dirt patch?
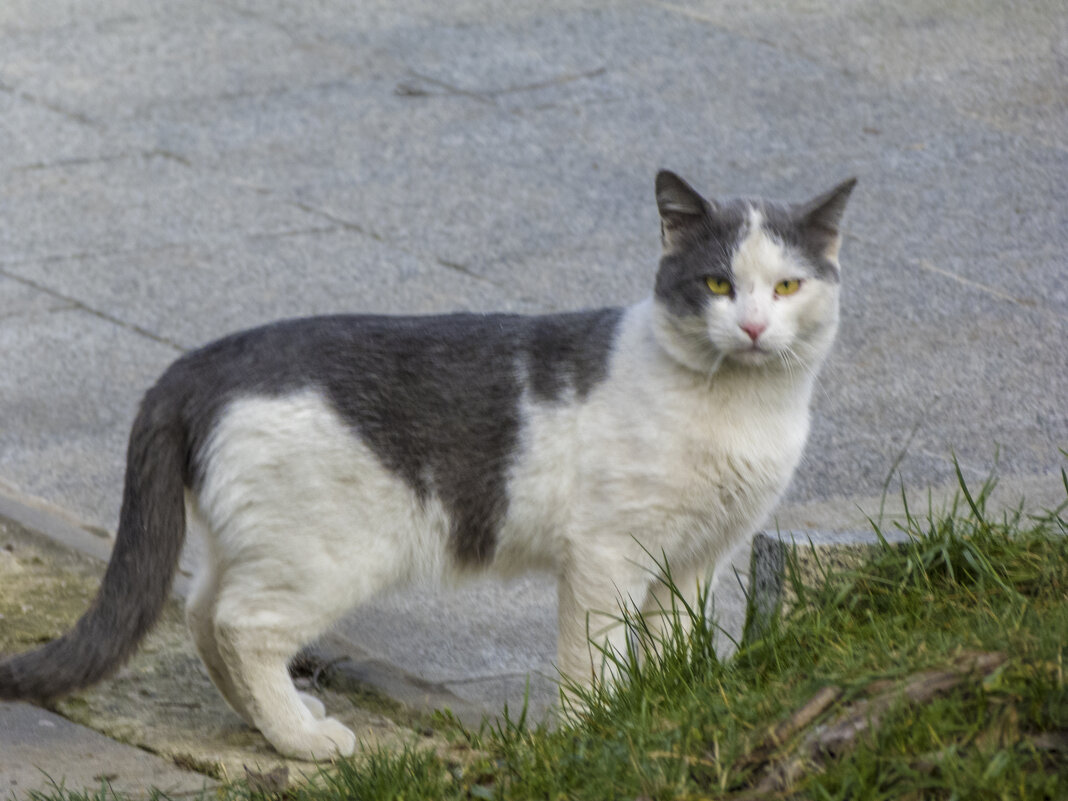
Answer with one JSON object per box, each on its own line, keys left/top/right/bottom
{"left": 0, "top": 520, "right": 103, "bottom": 653}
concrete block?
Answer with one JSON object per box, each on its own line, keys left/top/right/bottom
{"left": 0, "top": 702, "right": 214, "bottom": 800}
{"left": 741, "top": 528, "right": 914, "bottom": 640}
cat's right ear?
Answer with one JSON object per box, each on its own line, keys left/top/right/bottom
{"left": 656, "top": 170, "right": 709, "bottom": 251}
{"left": 795, "top": 177, "right": 857, "bottom": 263}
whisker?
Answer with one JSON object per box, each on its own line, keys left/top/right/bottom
{"left": 778, "top": 345, "right": 811, "bottom": 381}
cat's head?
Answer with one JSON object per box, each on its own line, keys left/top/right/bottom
{"left": 651, "top": 171, "right": 856, "bottom": 376}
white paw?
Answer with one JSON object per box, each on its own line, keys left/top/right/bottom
{"left": 273, "top": 717, "right": 357, "bottom": 761}
{"left": 297, "top": 691, "right": 327, "bottom": 719}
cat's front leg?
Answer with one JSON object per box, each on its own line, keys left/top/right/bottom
{"left": 555, "top": 558, "right": 650, "bottom": 689}
{"left": 639, "top": 560, "right": 711, "bottom": 654}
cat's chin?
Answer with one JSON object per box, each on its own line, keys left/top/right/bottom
{"left": 725, "top": 347, "right": 778, "bottom": 368}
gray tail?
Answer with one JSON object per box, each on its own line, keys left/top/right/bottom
{"left": 0, "top": 387, "right": 187, "bottom": 701}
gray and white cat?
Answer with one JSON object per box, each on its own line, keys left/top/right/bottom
{"left": 0, "top": 171, "right": 855, "bottom": 760}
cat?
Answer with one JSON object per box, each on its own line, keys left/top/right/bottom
{"left": 0, "top": 170, "right": 855, "bottom": 761}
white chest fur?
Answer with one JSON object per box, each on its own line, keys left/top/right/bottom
{"left": 498, "top": 300, "right": 814, "bottom": 575}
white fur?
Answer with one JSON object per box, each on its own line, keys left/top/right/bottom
{"left": 504, "top": 296, "right": 822, "bottom": 679}
{"left": 704, "top": 210, "right": 839, "bottom": 372}
{"left": 188, "top": 393, "right": 452, "bottom": 760}
{"left": 185, "top": 222, "right": 839, "bottom": 759}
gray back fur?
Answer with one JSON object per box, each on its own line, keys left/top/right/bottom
{"left": 165, "top": 308, "right": 623, "bottom": 566}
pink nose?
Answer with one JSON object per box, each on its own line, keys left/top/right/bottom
{"left": 740, "top": 321, "right": 766, "bottom": 342}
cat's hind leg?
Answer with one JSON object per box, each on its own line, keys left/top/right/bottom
{"left": 296, "top": 691, "right": 327, "bottom": 719}
{"left": 186, "top": 563, "right": 255, "bottom": 725}
{"left": 194, "top": 390, "right": 434, "bottom": 758}
{"left": 187, "top": 565, "right": 328, "bottom": 725}
{"left": 212, "top": 587, "right": 357, "bottom": 761}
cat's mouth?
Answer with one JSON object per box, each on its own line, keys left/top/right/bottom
{"left": 729, "top": 344, "right": 775, "bottom": 366}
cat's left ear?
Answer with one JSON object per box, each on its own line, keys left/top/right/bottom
{"left": 656, "top": 170, "right": 711, "bottom": 251}
{"left": 794, "top": 177, "right": 857, "bottom": 263}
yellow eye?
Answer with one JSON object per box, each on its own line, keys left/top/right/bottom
{"left": 775, "top": 279, "right": 801, "bottom": 296}
{"left": 706, "top": 277, "right": 732, "bottom": 296}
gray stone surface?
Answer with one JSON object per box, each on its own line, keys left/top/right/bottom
{"left": 0, "top": 702, "right": 212, "bottom": 799}
{"left": 0, "top": 0, "right": 1064, "bottom": 778}
{"left": 346, "top": 574, "right": 561, "bottom": 721}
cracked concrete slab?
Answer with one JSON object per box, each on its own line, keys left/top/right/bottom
{"left": 0, "top": 702, "right": 214, "bottom": 800}
{"left": 0, "top": 275, "right": 74, "bottom": 320}
{"left": 0, "top": 6, "right": 367, "bottom": 123}
{"left": 1, "top": 153, "right": 326, "bottom": 266}
{"left": 0, "top": 307, "right": 178, "bottom": 531}
{"left": 656, "top": 0, "right": 1068, "bottom": 147}
{"left": 0, "top": 83, "right": 111, "bottom": 170}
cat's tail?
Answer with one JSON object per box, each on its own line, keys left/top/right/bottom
{"left": 0, "top": 384, "right": 187, "bottom": 701}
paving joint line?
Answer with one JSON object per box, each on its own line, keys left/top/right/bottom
{"left": 645, "top": 0, "right": 838, "bottom": 75}
{"left": 0, "top": 79, "right": 98, "bottom": 128}
{"left": 0, "top": 302, "right": 79, "bottom": 322}
{"left": 398, "top": 65, "right": 608, "bottom": 104}
{"left": 0, "top": 267, "right": 187, "bottom": 353}
{"left": 434, "top": 258, "right": 509, "bottom": 289}
{"left": 268, "top": 190, "right": 508, "bottom": 288}
{"left": 915, "top": 258, "right": 1038, "bottom": 307}
{"left": 10, "top": 148, "right": 192, "bottom": 173}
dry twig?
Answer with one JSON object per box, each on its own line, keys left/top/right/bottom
{"left": 734, "top": 651, "right": 1007, "bottom": 797}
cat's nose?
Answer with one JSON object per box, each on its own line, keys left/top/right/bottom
{"left": 740, "top": 321, "right": 766, "bottom": 342}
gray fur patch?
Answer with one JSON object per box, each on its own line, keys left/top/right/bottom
{"left": 654, "top": 199, "right": 749, "bottom": 316}
{"left": 524, "top": 308, "right": 623, "bottom": 402}
{"left": 161, "top": 310, "right": 622, "bottom": 567}
{"left": 758, "top": 200, "right": 842, "bottom": 282}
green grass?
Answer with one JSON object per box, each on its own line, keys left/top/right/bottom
{"left": 36, "top": 466, "right": 1068, "bottom": 801}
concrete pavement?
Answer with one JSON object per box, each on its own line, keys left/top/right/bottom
{"left": 0, "top": 702, "right": 212, "bottom": 799}
{"left": 1, "top": 0, "right": 1065, "bottom": 794}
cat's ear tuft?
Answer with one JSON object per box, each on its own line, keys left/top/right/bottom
{"left": 656, "top": 170, "right": 709, "bottom": 250}
{"left": 795, "top": 177, "right": 857, "bottom": 261}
